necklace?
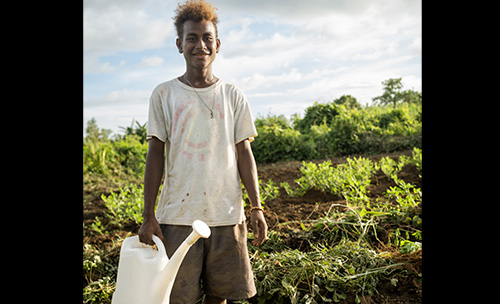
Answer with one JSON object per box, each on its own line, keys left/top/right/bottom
{"left": 183, "top": 75, "right": 216, "bottom": 119}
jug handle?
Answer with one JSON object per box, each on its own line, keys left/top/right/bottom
{"left": 152, "top": 234, "right": 167, "bottom": 258}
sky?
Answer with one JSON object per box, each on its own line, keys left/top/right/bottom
{"left": 84, "top": 0, "right": 421, "bottom": 137}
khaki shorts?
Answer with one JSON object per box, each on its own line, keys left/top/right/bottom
{"left": 160, "top": 222, "right": 257, "bottom": 303}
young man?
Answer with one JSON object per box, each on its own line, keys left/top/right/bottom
{"left": 138, "top": 1, "right": 268, "bottom": 303}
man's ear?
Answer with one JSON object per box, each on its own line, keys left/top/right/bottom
{"left": 176, "top": 38, "right": 183, "bottom": 53}
{"left": 216, "top": 38, "right": 221, "bottom": 53}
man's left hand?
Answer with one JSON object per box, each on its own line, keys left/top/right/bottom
{"left": 251, "top": 210, "right": 268, "bottom": 246}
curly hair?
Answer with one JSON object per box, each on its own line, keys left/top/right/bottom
{"left": 173, "top": 0, "right": 219, "bottom": 39}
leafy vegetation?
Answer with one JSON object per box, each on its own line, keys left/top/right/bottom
{"left": 248, "top": 241, "right": 404, "bottom": 304}
{"left": 83, "top": 78, "right": 422, "bottom": 303}
{"left": 242, "top": 178, "right": 280, "bottom": 209}
{"left": 101, "top": 183, "right": 160, "bottom": 229}
{"left": 84, "top": 149, "right": 422, "bottom": 303}
{"left": 372, "top": 78, "right": 422, "bottom": 108}
{"left": 83, "top": 120, "right": 147, "bottom": 201}
{"left": 252, "top": 101, "right": 421, "bottom": 163}
{"left": 280, "top": 156, "right": 378, "bottom": 204}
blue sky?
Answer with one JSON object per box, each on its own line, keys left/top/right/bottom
{"left": 84, "top": 0, "right": 421, "bottom": 136}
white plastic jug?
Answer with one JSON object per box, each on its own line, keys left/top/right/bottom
{"left": 111, "top": 220, "right": 211, "bottom": 304}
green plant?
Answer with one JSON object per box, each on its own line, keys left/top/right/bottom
{"left": 252, "top": 123, "right": 316, "bottom": 163}
{"left": 118, "top": 119, "right": 148, "bottom": 143}
{"left": 83, "top": 276, "right": 115, "bottom": 303}
{"left": 89, "top": 216, "right": 106, "bottom": 235}
{"left": 250, "top": 241, "right": 404, "bottom": 304}
{"left": 83, "top": 243, "right": 119, "bottom": 286}
{"left": 293, "top": 101, "right": 340, "bottom": 134}
{"left": 101, "top": 183, "right": 160, "bottom": 228}
{"left": 281, "top": 161, "right": 334, "bottom": 197}
{"left": 85, "top": 117, "right": 113, "bottom": 142}
{"left": 281, "top": 157, "right": 376, "bottom": 205}
{"left": 84, "top": 119, "right": 148, "bottom": 196}
{"left": 260, "top": 179, "right": 280, "bottom": 205}
{"left": 248, "top": 101, "right": 421, "bottom": 163}
{"left": 242, "top": 178, "right": 280, "bottom": 208}
{"left": 372, "top": 78, "right": 404, "bottom": 108}
{"left": 83, "top": 106, "right": 423, "bottom": 303}
{"left": 83, "top": 244, "right": 102, "bottom": 284}
{"left": 390, "top": 229, "right": 422, "bottom": 254}
{"left": 385, "top": 179, "right": 421, "bottom": 210}
{"left": 411, "top": 147, "right": 422, "bottom": 173}
{"left": 379, "top": 155, "right": 413, "bottom": 181}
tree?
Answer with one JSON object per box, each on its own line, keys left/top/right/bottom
{"left": 255, "top": 113, "right": 291, "bottom": 130}
{"left": 85, "top": 118, "right": 112, "bottom": 142}
{"left": 119, "top": 119, "right": 148, "bottom": 143}
{"left": 293, "top": 101, "right": 339, "bottom": 134}
{"left": 400, "top": 89, "right": 422, "bottom": 104}
{"left": 333, "top": 95, "right": 361, "bottom": 109}
{"left": 372, "top": 78, "right": 404, "bottom": 108}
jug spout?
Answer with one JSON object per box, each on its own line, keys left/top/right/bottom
{"left": 153, "top": 220, "right": 211, "bottom": 303}
{"left": 185, "top": 220, "right": 211, "bottom": 245}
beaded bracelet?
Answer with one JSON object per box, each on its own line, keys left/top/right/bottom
{"left": 250, "top": 206, "right": 264, "bottom": 212}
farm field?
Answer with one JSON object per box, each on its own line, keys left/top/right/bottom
{"left": 84, "top": 84, "right": 422, "bottom": 303}
{"left": 83, "top": 149, "right": 422, "bottom": 304}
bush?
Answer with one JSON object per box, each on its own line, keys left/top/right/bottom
{"left": 84, "top": 124, "right": 148, "bottom": 194}
{"left": 252, "top": 124, "right": 316, "bottom": 163}
{"left": 252, "top": 102, "right": 422, "bottom": 163}
{"left": 293, "top": 101, "right": 339, "bottom": 134}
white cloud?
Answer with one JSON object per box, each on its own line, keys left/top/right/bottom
{"left": 83, "top": 1, "right": 174, "bottom": 57}
{"left": 139, "top": 55, "right": 165, "bottom": 67}
{"left": 84, "top": 0, "right": 421, "bottom": 134}
{"left": 212, "top": 0, "right": 372, "bottom": 19}
{"left": 85, "top": 88, "right": 151, "bottom": 107}
{"left": 84, "top": 88, "right": 151, "bottom": 136}
{"left": 84, "top": 56, "right": 127, "bottom": 74}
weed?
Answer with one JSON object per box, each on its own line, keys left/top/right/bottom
{"left": 89, "top": 216, "right": 106, "bottom": 235}
{"left": 242, "top": 178, "right": 280, "bottom": 208}
{"left": 101, "top": 183, "right": 161, "bottom": 228}
{"left": 250, "top": 240, "right": 404, "bottom": 304}
{"left": 83, "top": 276, "right": 115, "bottom": 303}
{"left": 390, "top": 229, "right": 422, "bottom": 254}
{"left": 281, "top": 157, "right": 376, "bottom": 205}
{"left": 83, "top": 114, "right": 422, "bottom": 303}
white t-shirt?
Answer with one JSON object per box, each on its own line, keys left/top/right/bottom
{"left": 146, "top": 78, "right": 258, "bottom": 226}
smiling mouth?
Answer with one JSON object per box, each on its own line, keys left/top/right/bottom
{"left": 194, "top": 53, "right": 209, "bottom": 58}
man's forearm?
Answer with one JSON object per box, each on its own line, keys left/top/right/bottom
{"left": 143, "top": 137, "right": 165, "bottom": 219}
{"left": 236, "top": 139, "right": 260, "bottom": 207}
{"left": 237, "top": 139, "right": 268, "bottom": 247}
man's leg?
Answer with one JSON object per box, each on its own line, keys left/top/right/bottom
{"left": 203, "top": 295, "right": 226, "bottom": 304}
{"left": 202, "top": 223, "right": 257, "bottom": 301}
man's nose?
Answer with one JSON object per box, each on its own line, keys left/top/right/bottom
{"left": 195, "top": 38, "right": 206, "bottom": 50}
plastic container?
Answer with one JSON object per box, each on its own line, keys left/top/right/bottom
{"left": 111, "top": 220, "right": 211, "bottom": 304}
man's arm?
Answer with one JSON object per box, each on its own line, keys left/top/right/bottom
{"left": 138, "top": 136, "right": 165, "bottom": 245}
{"left": 236, "top": 139, "right": 268, "bottom": 246}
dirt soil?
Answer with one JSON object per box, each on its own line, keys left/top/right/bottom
{"left": 246, "top": 150, "right": 422, "bottom": 304}
{"left": 252, "top": 150, "right": 421, "bottom": 231}
{"left": 83, "top": 149, "right": 422, "bottom": 303}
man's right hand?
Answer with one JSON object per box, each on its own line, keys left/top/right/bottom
{"left": 138, "top": 216, "right": 164, "bottom": 245}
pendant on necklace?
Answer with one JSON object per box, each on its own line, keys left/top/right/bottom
{"left": 210, "top": 111, "right": 214, "bottom": 119}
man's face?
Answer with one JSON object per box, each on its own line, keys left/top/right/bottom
{"left": 176, "top": 20, "right": 221, "bottom": 71}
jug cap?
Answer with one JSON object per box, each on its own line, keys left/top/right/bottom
{"left": 192, "top": 220, "right": 211, "bottom": 238}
